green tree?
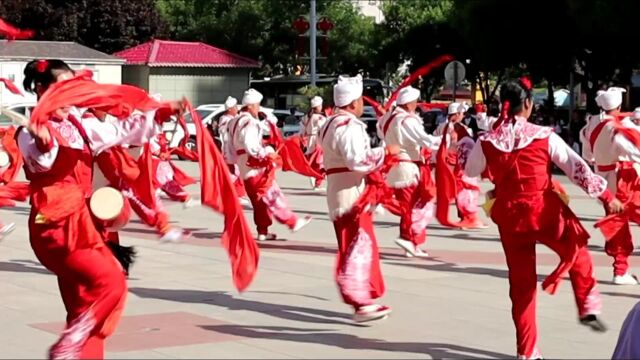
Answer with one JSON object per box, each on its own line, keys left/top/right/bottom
{"left": 0, "top": 0, "right": 167, "bottom": 54}
{"left": 376, "top": 0, "right": 456, "bottom": 98}
{"left": 157, "top": 0, "right": 378, "bottom": 77}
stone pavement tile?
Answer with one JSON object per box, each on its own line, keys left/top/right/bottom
{"left": 32, "top": 311, "right": 241, "bottom": 352}
{"left": 154, "top": 341, "right": 299, "bottom": 359}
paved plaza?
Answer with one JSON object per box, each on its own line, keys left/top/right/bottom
{"left": 0, "top": 161, "right": 638, "bottom": 359}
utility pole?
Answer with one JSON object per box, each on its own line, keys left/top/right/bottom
{"left": 309, "top": 0, "right": 317, "bottom": 86}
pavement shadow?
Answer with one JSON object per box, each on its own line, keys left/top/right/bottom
{"left": 431, "top": 232, "right": 502, "bottom": 243}
{"left": 201, "top": 324, "right": 511, "bottom": 359}
{"left": 0, "top": 259, "right": 51, "bottom": 275}
{"left": 389, "top": 260, "right": 546, "bottom": 282}
{"left": 129, "top": 287, "right": 353, "bottom": 325}
{"left": 257, "top": 241, "right": 410, "bottom": 260}
{"left": 601, "top": 291, "right": 640, "bottom": 299}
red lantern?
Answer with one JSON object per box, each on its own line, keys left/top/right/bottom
{"left": 293, "top": 16, "right": 310, "bottom": 34}
{"left": 317, "top": 17, "right": 334, "bottom": 33}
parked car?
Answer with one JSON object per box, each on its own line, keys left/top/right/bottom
{"left": 273, "top": 109, "right": 304, "bottom": 138}
{"left": 0, "top": 102, "right": 36, "bottom": 127}
{"left": 361, "top": 105, "right": 381, "bottom": 147}
{"left": 162, "top": 104, "right": 276, "bottom": 160}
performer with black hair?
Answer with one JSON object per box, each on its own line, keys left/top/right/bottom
{"left": 18, "top": 59, "right": 184, "bottom": 359}
{"left": 465, "top": 77, "right": 621, "bottom": 359}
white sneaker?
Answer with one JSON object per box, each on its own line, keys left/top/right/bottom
{"left": 0, "top": 222, "right": 15, "bottom": 239}
{"left": 414, "top": 248, "right": 430, "bottom": 258}
{"left": 613, "top": 273, "right": 639, "bottom": 285}
{"left": 309, "top": 177, "right": 316, "bottom": 188}
{"left": 239, "top": 197, "right": 251, "bottom": 207}
{"left": 183, "top": 198, "right": 197, "bottom": 209}
{"left": 394, "top": 238, "right": 416, "bottom": 257}
{"left": 353, "top": 304, "right": 391, "bottom": 323}
{"left": 292, "top": 216, "right": 312, "bottom": 232}
{"left": 257, "top": 233, "right": 277, "bottom": 241}
{"left": 404, "top": 251, "right": 414, "bottom": 258}
{"left": 160, "top": 228, "right": 183, "bottom": 243}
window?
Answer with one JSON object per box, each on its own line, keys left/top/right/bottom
{"left": 368, "top": 0, "right": 376, "bottom": 4}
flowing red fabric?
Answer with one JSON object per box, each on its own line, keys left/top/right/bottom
{"left": 0, "top": 77, "right": 23, "bottom": 95}
{"left": 265, "top": 122, "right": 323, "bottom": 180}
{"left": 0, "top": 181, "right": 29, "bottom": 207}
{"left": 171, "top": 145, "right": 198, "bottom": 161}
{"left": 188, "top": 102, "right": 258, "bottom": 292}
{"left": 363, "top": 96, "right": 384, "bottom": 117}
{"left": 0, "top": 127, "right": 23, "bottom": 184}
{"left": 134, "top": 144, "right": 157, "bottom": 210}
{"left": 30, "top": 73, "right": 167, "bottom": 126}
{"left": 435, "top": 122, "right": 461, "bottom": 227}
{"left": 0, "top": 19, "right": 34, "bottom": 40}
{"left": 384, "top": 55, "right": 454, "bottom": 111}
{"left": 170, "top": 162, "right": 196, "bottom": 187}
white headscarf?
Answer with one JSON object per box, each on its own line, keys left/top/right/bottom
{"left": 242, "top": 89, "right": 263, "bottom": 106}
{"left": 224, "top": 96, "right": 238, "bottom": 110}
{"left": 310, "top": 96, "right": 323, "bottom": 108}
{"left": 448, "top": 102, "right": 463, "bottom": 115}
{"left": 396, "top": 86, "right": 420, "bottom": 105}
{"left": 595, "top": 87, "right": 626, "bottom": 111}
{"left": 333, "top": 74, "right": 363, "bottom": 107}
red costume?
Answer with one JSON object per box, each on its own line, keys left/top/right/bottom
{"left": 379, "top": 104, "right": 440, "bottom": 255}
{"left": 466, "top": 116, "right": 611, "bottom": 358}
{"left": 227, "top": 100, "right": 308, "bottom": 239}
{"left": 17, "top": 108, "right": 157, "bottom": 359}
{"left": 584, "top": 111, "right": 640, "bottom": 281}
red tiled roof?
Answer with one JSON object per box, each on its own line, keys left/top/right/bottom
{"left": 113, "top": 40, "right": 259, "bottom": 68}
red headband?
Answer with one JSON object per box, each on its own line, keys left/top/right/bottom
{"left": 35, "top": 59, "right": 48, "bottom": 73}
{"left": 519, "top": 76, "right": 532, "bottom": 91}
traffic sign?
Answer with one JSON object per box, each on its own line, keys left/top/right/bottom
{"left": 444, "top": 60, "right": 466, "bottom": 86}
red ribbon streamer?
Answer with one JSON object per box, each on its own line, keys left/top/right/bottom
{"left": 0, "top": 18, "right": 34, "bottom": 40}
{"left": 189, "top": 102, "right": 259, "bottom": 292}
{"left": 385, "top": 55, "right": 454, "bottom": 111}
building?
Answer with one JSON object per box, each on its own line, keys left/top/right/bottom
{"left": 114, "top": 40, "right": 260, "bottom": 106}
{"left": 352, "top": 0, "right": 385, "bottom": 24}
{"left": 0, "top": 40, "right": 124, "bottom": 106}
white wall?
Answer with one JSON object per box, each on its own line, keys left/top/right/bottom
{"left": 0, "top": 61, "right": 122, "bottom": 107}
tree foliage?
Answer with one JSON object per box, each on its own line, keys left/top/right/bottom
{"left": 0, "top": 0, "right": 167, "bottom": 54}
{"left": 157, "top": 0, "right": 377, "bottom": 77}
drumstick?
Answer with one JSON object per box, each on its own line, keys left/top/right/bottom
{"left": 0, "top": 107, "right": 29, "bottom": 127}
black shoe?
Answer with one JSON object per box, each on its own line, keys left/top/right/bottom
{"left": 579, "top": 314, "right": 607, "bottom": 332}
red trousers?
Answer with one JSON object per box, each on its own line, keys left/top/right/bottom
{"left": 160, "top": 180, "right": 189, "bottom": 203}
{"left": 243, "top": 175, "right": 297, "bottom": 235}
{"left": 115, "top": 182, "right": 171, "bottom": 236}
{"left": 333, "top": 210, "right": 385, "bottom": 309}
{"left": 605, "top": 167, "right": 639, "bottom": 276}
{"left": 394, "top": 185, "right": 429, "bottom": 246}
{"left": 31, "top": 222, "right": 126, "bottom": 358}
{"left": 498, "top": 227, "right": 600, "bottom": 358}
{"left": 227, "top": 164, "right": 247, "bottom": 197}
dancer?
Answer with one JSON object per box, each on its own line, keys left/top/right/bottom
{"left": 465, "top": 78, "right": 620, "bottom": 359}
{"left": 218, "top": 96, "right": 249, "bottom": 205}
{"left": 90, "top": 110, "right": 185, "bottom": 243}
{"left": 300, "top": 96, "right": 327, "bottom": 189}
{"left": 227, "top": 88, "right": 311, "bottom": 241}
{"left": 379, "top": 86, "right": 440, "bottom": 257}
{"left": 436, "top": 102, "right": 486, "bottom": 229}
{"left": 320, "top": 75, "right": 400, "bottom": 322}
{"left": 150, "top": 132, "right": 195, "bottom": 206}
{"left": 18, "top": 59, "right": 183, "bottom": 359}
{"left": 583, "top": 87, "right": 640, "bottom": 285}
